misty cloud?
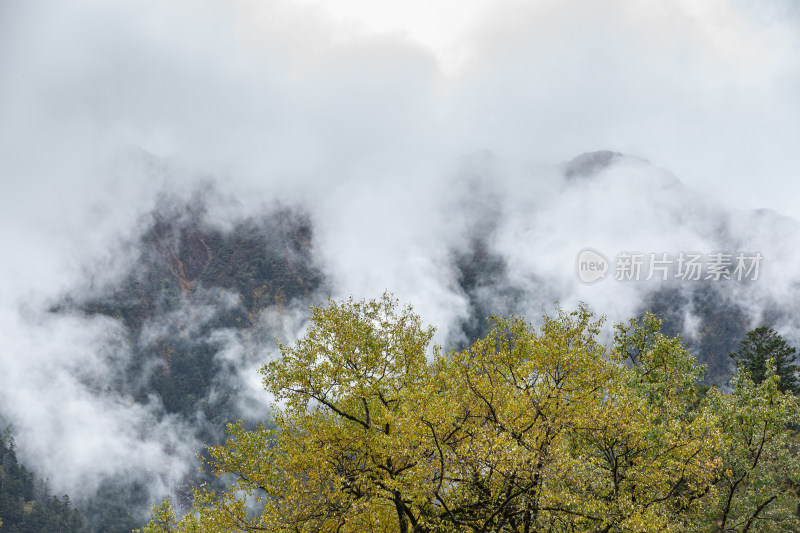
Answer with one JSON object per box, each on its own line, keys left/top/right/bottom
{"left": 0, "top": 0, "right": 799, "bottom": 526}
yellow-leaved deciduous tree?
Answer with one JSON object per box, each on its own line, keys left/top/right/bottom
{"left": 700, "top": 363, "right": 800, "bottom": 532}
{"left": 137, "top": 294, "right": 800, "bottom": 533}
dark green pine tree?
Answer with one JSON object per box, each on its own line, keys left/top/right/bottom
{"left": 729, "top": 326, "right": 800, "bottom": 395}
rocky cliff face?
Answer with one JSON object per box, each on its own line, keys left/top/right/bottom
{"left": 69, "top": 199, "right": 324, "bottom": 424}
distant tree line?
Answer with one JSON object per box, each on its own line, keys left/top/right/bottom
{"left": 0, "top": 428, "right": 87, "bottom": 533}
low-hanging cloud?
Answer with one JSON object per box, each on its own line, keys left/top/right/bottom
{"left": 0, "top": 0, "right": 799, "bottom": 523}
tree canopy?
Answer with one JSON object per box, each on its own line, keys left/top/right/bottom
{"left": 138, "top": 294, "right": 800, "bottom": 533}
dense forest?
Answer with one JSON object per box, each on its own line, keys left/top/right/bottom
{"left": 0, "top": 429, "right": 87, "bottom": 533}
{"left": 138, "top": 295, "right": 800, "bottom": 533}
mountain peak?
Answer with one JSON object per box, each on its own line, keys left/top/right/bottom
{"left": 564, "top": 150, "right": 625, "bottom": 180}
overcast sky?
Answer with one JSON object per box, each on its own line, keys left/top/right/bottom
{"left": 2, "top": 0, "right": 799, "bottom": 212}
